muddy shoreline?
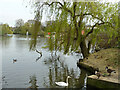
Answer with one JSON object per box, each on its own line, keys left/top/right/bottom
{"left": 77, "top": 48, "right": 120, "bottom": 88}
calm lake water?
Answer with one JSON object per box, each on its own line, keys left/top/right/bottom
{"left": 1, "top": 35, "right": 92, "bottom": 89}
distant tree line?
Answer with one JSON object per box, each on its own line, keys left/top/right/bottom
{"left": 14, "top": 19, "right": 46, "bottom": 36}
{"left": 0, "top": 19, "right": 60, "bottom": 36}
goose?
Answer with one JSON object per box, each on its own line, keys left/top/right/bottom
{"left": 105, "top": 66, "right": 116, "bottom": 76}
{"left": 55, "top": 76, "right": 71, "bottom": 87}
{"left": 95, "top": 71, "right": 101, "bottom": 79}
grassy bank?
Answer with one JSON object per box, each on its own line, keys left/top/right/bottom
{"left": 78, "top": 48, "right": 120, "bottom": 83}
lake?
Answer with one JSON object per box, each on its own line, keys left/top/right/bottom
{"left": 1, "top": 35, "right": 92, "bottom": 89}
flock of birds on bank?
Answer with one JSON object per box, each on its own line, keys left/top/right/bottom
{"left": 55, "top": 66, "right": 116, "bottom": 87}
{"left": 95, "top": 66, "right": 116, "bottom": 79}
{"left": 12, "top": 58, "right": 116, "bottom": 87}
{"left": 12, "top": 60, "right": 116, "bottom": 87}
{"left": 12, "top": 59, "right": 116, "bottom": 87}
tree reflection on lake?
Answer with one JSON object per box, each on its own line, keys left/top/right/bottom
{"left": 1, "top": 35, "right": 91, "bottom": 89}
{"left": 28, "top": 75, "right": 39, "bottom": 89}
{"left": 43, "top": 53, "right": 89, "bottom": 89}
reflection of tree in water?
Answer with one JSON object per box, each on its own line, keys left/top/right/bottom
{"left": 43, "top": 53, "right": 89, "bottom": 89}
{"left": 2, "top": 76, "right": 8, "bottom": 87}
{"left": 28, "top": 75, "right": 39, "bottom": 89}
{"left": 2, "top": 36, "right": 12, "bottom": 47}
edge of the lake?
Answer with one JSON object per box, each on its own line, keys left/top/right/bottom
{"left": 77, "top": 48, "right": 120, "bottom": 88}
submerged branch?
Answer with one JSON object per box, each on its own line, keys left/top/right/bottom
{"left": 36, "top": 56, "right": 42, "bottom": 62}
{"left": 36, "top": 49, "right": 42, "bottom": 57}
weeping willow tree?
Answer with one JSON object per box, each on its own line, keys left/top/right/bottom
{"left": 30, "top": 0, "right": 118, "bottom": 58}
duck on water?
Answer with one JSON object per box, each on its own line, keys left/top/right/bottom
{"left": 13, "top": 59, "right": 17, "bottom": 63}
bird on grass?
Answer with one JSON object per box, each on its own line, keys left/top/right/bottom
{"left": 95, "top": 71, "right": 101, "bottom": 79}
{"left": 55, "top": 76, "right": 71, "bottom": 87}
{"left": 105, "top": 66, "right": 116, "bottom": 76}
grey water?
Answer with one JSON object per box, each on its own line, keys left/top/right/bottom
{"left": 1, "top": 35, "right": 91, "bottom": 89}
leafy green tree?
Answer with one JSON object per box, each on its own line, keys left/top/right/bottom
{"left": 0, "top": 25, "right": 2, "bottom": 35}
{"left": 0, "top": 24, "right": 13, "bottom": 35}
{"left": 14, "top": 19, "right": 24, "bottom": 34}
{"left": 14, "top": 19, "right": 34, "bottom": 35}
{"left": 20, "top": 22, "right": 31, "bottom": 35}
{"left": 30, "top": 1, "right": 118, "bottom": 58}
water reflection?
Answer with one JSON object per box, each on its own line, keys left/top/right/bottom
{"left": 1, "top": 35, "right": 90, "bottom": 88}
{"left": 2, "top": 76, "right": 8, "bottom": 87}
{"left": 29, "top": 75, "right": 39, "bottom": 89}
{"left": 2, "top": 36, "right": 12, "bottom": 47}
{"left": 35, "top": 56, "right": 42, "bottom": 62}
{"left": 43, "top": 53, "right": 88, "bottom": 89}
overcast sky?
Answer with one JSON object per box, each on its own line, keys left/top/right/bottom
{"left": 0, "top": 0, "right": 35, "bottom": 27}
{"left": 0, "top": 0, "right": 119, "bottom": 27}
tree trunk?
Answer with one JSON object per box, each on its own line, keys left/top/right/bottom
{"left": 80, "top": 39, "right": 89, "bottom": 58}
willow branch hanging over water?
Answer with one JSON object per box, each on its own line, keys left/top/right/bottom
{"left": 29, "top": 0, "right": 118, "bottom": 58}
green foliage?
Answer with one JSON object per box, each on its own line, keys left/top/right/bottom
{"left": 20, "top": 22, "right": 31, "bottom": 35}
{"left": 30, "top": 1, "right": 119, "bottom": 55}
{"left": 0, "top": 24, "right": 13, "bottom": 35}
{"left": 30, "top": 21, "right": 41, "bottom": 50}
{"left": 14, "top": 19, "right": 45, "bottom": 36}
{"left": 0, "top": 25, "right": 2, "bottom": 35}
{"left": 14, "top": 22, "right": 31, "bottom": 35}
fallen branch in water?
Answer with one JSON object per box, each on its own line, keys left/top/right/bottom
{"left": 36, "top": 56, "right": 42, "bottom": 62}
{"left": 35, "top": 49, "right": 42, "bottom": 57}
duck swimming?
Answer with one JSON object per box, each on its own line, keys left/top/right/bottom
{"left": 13, "top": 59, "right": 17, "bottom": 63}
{"left": 55, "top": 76, "right": 71, "bottom": 87}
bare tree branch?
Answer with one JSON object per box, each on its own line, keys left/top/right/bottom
{"left": 86, "top": 22, "right": 104, "bottom": 37}
{"left": 39, "top": 2, "right": 73, "bottom": 16}
{"left": 85, "top": 21, "right": 114, "bottom": 37}
{"left": 73, "top": 2, "right": 77, "bottom": 17}
{"left": 76, "top": 13, "right": 103, "bottom": 22}
{"left": 44, "top": 2, "right": 63, "bottom": 7}
{"left": 72, "top": 2, "right": 79, "bottom": 39}
{"left": 76, "top": 13, "right": 114, "bottom": 38}
{"left": 83, "top": 13, "right": 104, "bottom": 22}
